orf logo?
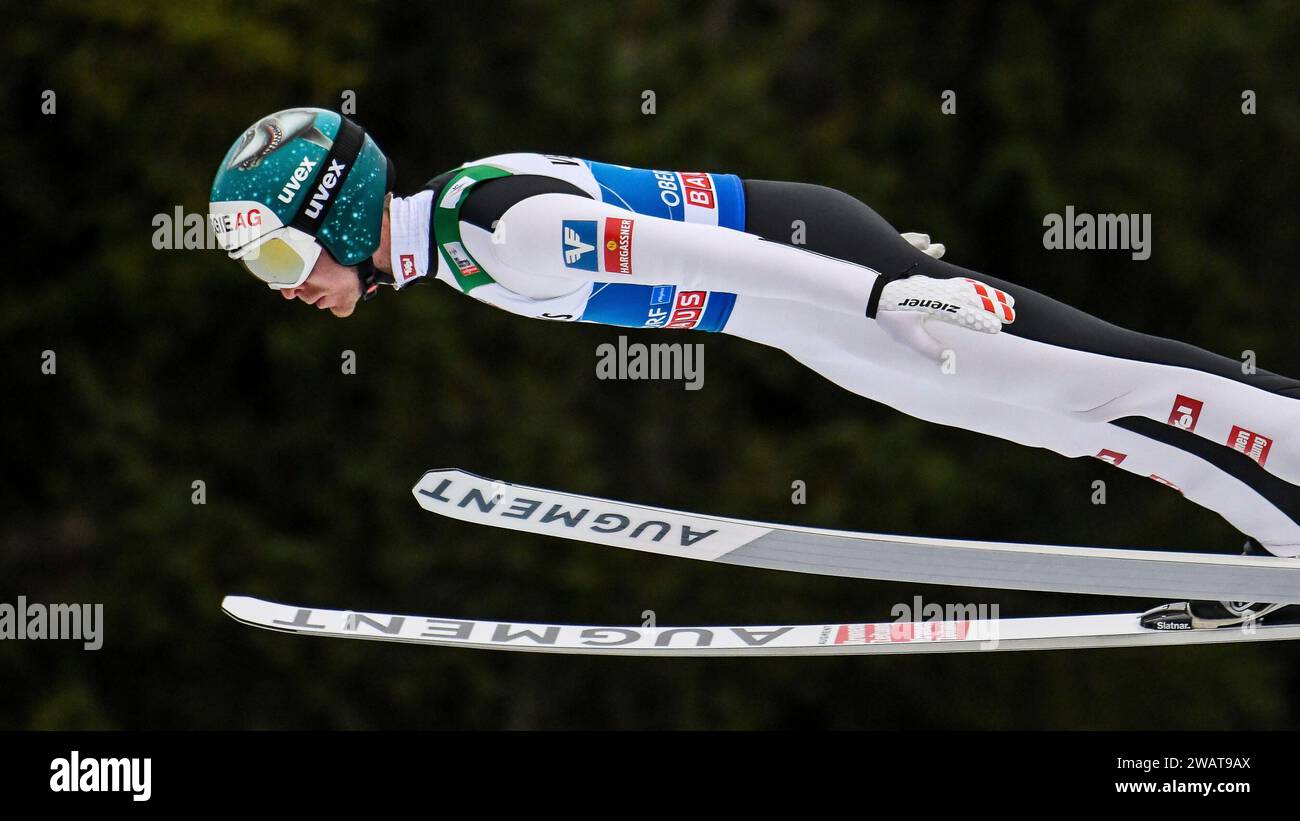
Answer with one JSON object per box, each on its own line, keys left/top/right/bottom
{"left": 562, "top": 220, "right": 598, "bottom": 271}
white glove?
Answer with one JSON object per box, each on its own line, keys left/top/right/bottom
{"left": 901, "top": 232, "right": 946, "bottom": 259}
{"left": 876, "top": 275, "right": 1016, "bottom": 360}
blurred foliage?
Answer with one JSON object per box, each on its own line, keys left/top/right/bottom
{"left": 2, "top": 0, "right": 1299, "bottom": 729}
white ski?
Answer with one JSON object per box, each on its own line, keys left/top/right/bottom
{"left": 222, "top": 595, "right": 1300, "bottom": 655}
{"left": 411, "top": 469, "right": 1300, "bottom": 602}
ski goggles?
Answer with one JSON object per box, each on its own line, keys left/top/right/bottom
{"left": 226, "top": 226, "right": 324, "bottom": 289}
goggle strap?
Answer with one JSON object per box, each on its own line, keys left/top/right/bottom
{"left": 289, "top": 116, "right": 367, "bottom": 238}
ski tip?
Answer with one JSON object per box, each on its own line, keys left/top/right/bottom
{"left": 220, "top": 595, "right": 265, "bottom": 620}
{"left": 410, "top": 467, "right": 490, "bottom": 491}
{"left": 411, "top": 468, "right": 504, "bottom": 502}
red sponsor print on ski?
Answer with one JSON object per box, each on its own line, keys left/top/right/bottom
{"left": 1167, "top": 394, "right": 1204, "bottom": 431}
{"left": 602, "top": 217, "right": 634, "bottom": 275}
{"left": 666, "top": 290, "right": 708, "bottom": 328}
{"left": 1227, "top": 425, "right": 1273, "bottom": 465}
{"left": 1148, "top": 474, "right": 1183, "bottom": 493}
{"left": 679, "top": 172, "right": 716, "bottom": 209}
{"left": 399, "top": 254, "right": 417, "bottom": 282}
{"left": 1094, "top": 449, "right": 1127, "bottom": 465}
{"left": 832, "top": 621, "right": 972, "bottom": 645}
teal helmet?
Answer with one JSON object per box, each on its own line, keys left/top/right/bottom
{"left": 209, "top": 107, "right": 393, "bottom": 292}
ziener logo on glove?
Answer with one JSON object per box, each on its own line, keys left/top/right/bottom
{"left": 898, "top": 298, "right": 958, "bottom": 313}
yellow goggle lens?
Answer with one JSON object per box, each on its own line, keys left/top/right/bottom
{"left": 240, "top": 237, "right": 308, "bottom": 287}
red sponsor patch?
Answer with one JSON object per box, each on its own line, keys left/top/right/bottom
{"left": 602, "top": 217, "right": 634, "bottom": 275}
{"left": 1167, "top": 395, "right": 1204, "bottom": 431}
{"left": 1227, "top": 426, "right": 1272, "bottom": 465}
{"left": 833, "top": 621, "right": 971, "bottom": 645}
{"left": 1148, "top": 474, "right": 1183, "bottom": 493}
{"left": 399, "top": 254, "right": 417, "bottom": 282}
{"left": 679, "top": 172, "right": 716, "bottom": 209}
{"left": 666, "top": 290, "right": 707, "bottom": 328}
{"left": 1094, "top": 449, "right": 1127, "bottom": 466}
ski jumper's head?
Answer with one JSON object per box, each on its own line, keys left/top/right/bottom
{"left": 209, "top": 108, "right": 395, "bottom": 315}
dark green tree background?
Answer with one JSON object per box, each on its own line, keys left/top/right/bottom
{"left": 3, "top": 0, "right": 1298, "bottom": 728}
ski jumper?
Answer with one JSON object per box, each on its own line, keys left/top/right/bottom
{"left": 382, "top": 153, "right": 1300, "bottom": 556}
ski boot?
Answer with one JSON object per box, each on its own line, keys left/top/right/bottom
{"left": 1140, "top": 539, "right": 1300, "bottom": 630}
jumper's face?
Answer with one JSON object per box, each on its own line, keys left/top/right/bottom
{"left": 278, "top": 251, "right": 361, "bottom": 318}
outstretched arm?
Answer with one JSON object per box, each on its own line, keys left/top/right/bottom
{"left": 489, "top": 192, "right": 882, "bottom": 318}
{"left": 488, "top": 193, "right": 1015, "bottom": 350}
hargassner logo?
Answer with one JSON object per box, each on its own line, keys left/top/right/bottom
{"left": 562, "top": 220, "right": 598, "bottom": 271}
{"left": 602, "top": 217, "right": 634, "bottom": 274}
{"left": 277, "top": 156, "right": 318, "bottom": 204}
{"left": 303, "top": 158, "right": 348, "bottom": 219}
{"left": 50, "top": 751, "right": 151, "bottom": 802}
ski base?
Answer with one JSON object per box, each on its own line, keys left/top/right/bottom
{"left": 222, "top": 596, "right": 1300, "bottom": 656}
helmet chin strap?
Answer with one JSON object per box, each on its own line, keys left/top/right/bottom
{"left": 356, "top": 259, "right": 385, "bottom": 302}
{"left": 356, "top": 166, "right": 397, "bottom": 305}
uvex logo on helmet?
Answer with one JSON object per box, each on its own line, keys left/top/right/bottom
{"left": 304, "top": 159, "right": 349, "bottom": 219}
{"left": 278, "top": 156, "right": 318, "bottom": 204}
